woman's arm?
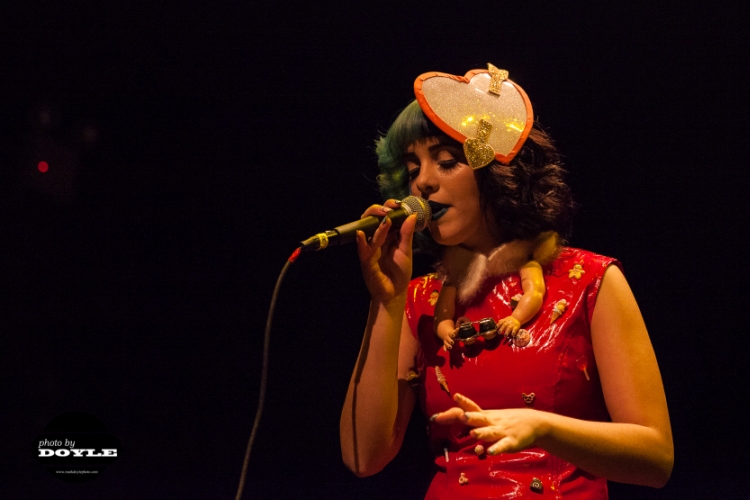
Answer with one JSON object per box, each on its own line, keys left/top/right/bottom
{"left": 339, "top": 202, "right": 419, "bottom": 477}
{"left": 567, "top": 264, "right": 673, "bottom": 485}
{"left": 340, "top": 305, "right": 417, "bottom": 476}
{"left": 433, "top": 265, "right": 674, "bottom": 487}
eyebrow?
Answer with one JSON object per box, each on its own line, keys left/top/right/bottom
{"left": 428, "top": 139, "right": 455, "bottom": 152}
{"left": 430, "top": 140, "right": 466, "bottom": 162}
{"left": 403, "top": 137, "right": 463, "bottom": 165}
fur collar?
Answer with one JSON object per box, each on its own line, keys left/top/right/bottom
{"left": 436, "top": 231, "right": 560, "bottom": 304}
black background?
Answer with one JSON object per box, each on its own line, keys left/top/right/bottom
{"left": 1, "top": 1, "right": 748, "bottom": 498}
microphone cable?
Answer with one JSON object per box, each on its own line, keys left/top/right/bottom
{"left": 235, "top": 246, "right": 302, "bottom": 500}
{"left": 234, "top": 197, "right": 428, "bottom": 498}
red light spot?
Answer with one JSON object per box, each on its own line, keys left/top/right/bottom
{"left": 37, "top": 161, "right": 49, "bottom": 173}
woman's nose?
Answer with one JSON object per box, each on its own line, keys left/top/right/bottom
{"left": 414, "top": 163, "right": 438, "bottom": 195}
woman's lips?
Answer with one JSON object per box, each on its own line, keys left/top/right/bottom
{"left": 428, "top": 201, "right": 449, "bottom": 221}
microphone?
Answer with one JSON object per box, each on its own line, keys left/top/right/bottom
{"left": 300, "top": 196, "right": 432, "bottom": 251}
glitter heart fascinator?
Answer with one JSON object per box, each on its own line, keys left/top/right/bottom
{"left": 414, "top": 64, "right": 533, "bottom": 169}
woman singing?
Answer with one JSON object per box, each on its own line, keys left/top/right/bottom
{"left": 340, "top": 64, "right": 673, "bottom": 498}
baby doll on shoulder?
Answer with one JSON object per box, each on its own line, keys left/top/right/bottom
{"left": 434, "top": 232, "right": 559, "bottom": 351}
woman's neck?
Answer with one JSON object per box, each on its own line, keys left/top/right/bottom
{"left": 457, "top": 233, "right": 504, "bottom": 256}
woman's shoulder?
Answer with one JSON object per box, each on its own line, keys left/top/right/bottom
{"left": 551, "top": 247, "right": 621, "bottom": 276}
{"left": 545, "top": 248, "right": 622, "bottom": 324}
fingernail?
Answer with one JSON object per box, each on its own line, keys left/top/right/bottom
{"left": 382, "top": 206, "right": 392, "bottom": 213}
{"left": 429, "top": 414, "right": 438, "bottom": 422}
{"left": 394, "top": 200, "right": 403, "bottom": 205}
{"left": 459, "top": 412, "right": 469, "bottom": 422}
{"left": 488, "top": 447, "right": 501, "bottom": 456}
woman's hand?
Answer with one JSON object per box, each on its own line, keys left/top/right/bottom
{"left": 356, "top": 200, "right": 418, "bottom": 304}
{"left": 431, "top": 393, "right": 548, "bottom": 455}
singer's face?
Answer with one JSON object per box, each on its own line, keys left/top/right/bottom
{"left": 405, "top": 137, "right": 498, "bottom": 252}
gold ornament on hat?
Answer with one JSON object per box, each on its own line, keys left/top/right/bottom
{"left": 487, "top": 63, "right": 509, "bottom": 95}
{"left": 463, "top": 119, "right": 496, "bottom": 169}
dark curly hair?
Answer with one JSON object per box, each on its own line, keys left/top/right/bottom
{"left": 375, "top": 100, "right": 574, "bottom": 249}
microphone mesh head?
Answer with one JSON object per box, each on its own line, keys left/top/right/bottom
{"left": 400, "top": 196, "right": 432, "bottom": 231}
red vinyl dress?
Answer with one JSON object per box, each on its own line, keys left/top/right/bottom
{"left": 405, "top": 247, "right": 620, "bottom": 499}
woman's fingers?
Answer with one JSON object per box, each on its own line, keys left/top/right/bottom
{"left": 487, "top": 436, "right": 518, "bottom": 455}
{"left": 430, "top": 401, "right": 542, "bottom": 456}
{"left": 468, "top": 409, "right": 541, "bottom": 455}
{"left": 360, "top": 199, "right": 400, "bottom": 219}
{"left": 431, "top": 409, "right": 498, "bottom": 433}
{"left": 396, "top": 214, "right": 417, "bottom": 253}
{"left": 370, "top": 216, "right": 392, "bottom": 249}
{"left": 383, "top": 199, "right": 402, "bottom": 210}
{"left": 358, "top": 202, "right": 407, "bottom": 253}
{"left": 429, "top": 407, "right": 465, "bottom": 424}
{"left": 360, "top": 204, "right": 388, "bottom": 219}
{"left": 355, "top": 199, "right": 416, "bottom": 303}
{"left": 355, "top": 230, "right": 375, "bottom": 261}
{"left": 356, "top": 215, "right": 392, "bottom": 257}
{"left": 430, "top": 393, "right": 485, "bottom": 423}
{"left": 472, "top": 429, "right": 523, "bottom": 455}
{"left": 460, "top": 411, "right": 492, "bottom": 427}
{"left": 452, "top": 393, "right": 482, "bottom": 412}
{"left": 471, "top": 424, "right": 507, "bottom": 441}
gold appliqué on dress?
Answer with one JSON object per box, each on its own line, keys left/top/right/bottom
{"left": 568, "top": 264, "right": 585, "bottom": 279}
{"left": 550, "top": 299, "right": 568, "bottom": 324}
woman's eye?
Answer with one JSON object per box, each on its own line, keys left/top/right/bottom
{"left": 437, "top": 160, "right": 458, "bottom": 170}
{"left": 408, "top": 168, "right": 420, "bottom": 182}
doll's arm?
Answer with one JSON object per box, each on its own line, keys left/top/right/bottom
{"left": 434, "top": 284, "right": 458, "bottom": 350}
{"left": 498, "top": 260, "right": 545, "bottom": 335}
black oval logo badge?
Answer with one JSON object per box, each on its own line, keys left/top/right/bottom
{"left": 33, "top": 412, "right": 120, "bottom": 483}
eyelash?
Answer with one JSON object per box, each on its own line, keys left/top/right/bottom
{"left": 408, "top": 160, "right": 459, "bottom": 181}
{"left": 438, "top": 159, "right": 458, "bottom": 170}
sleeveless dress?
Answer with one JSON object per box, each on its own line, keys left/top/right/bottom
{"left": 405, "top": 247, "right": 620, "bottom": 499}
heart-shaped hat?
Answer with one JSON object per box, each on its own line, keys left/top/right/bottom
{"left": 414, "top": 64, "right": 533, "bottom": 169}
